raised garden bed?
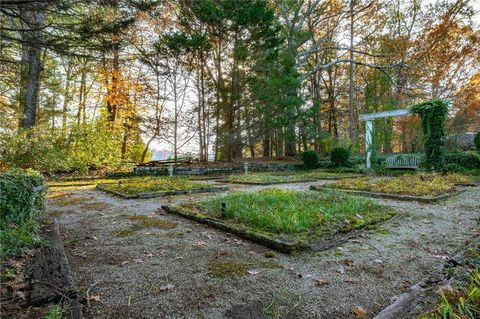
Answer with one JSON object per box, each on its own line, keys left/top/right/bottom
{"left": 96, "top": 177, "right": 228, "bottom": 199}
{"left": 311, "top": 174, "right": 473, "bottom": 203}
{"left": 48, "top": 179, "right": 117, "bottom": 187}
{"left": 162, "top": 188, "right": 397, "bottom": 253}
{"left": 310, "top": 185, "right": 466, "bottom": 203}
{"left": 223, "top": 170, "right": 363, "bottom": 185}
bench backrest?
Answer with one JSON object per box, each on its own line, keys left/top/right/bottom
{"left": 385, "top": 154, "right": 421, "bottom": 168}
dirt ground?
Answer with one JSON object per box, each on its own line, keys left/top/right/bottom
{"left": 47, "top": 180, "right": 480, "bottom": 319}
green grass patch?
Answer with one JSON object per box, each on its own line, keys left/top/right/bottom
{"left": 112, "top": 216, "right": 177, "bottom": 237}
{"left": 226, "top": 170, "right": 362, "bottom": 184}
{"left": 128, "top": 215, "right": 177, "bottom": 229}
{"left": 330, "top": 173, "right": 472, "bottom": 197}
{"left": 191, "top": 188, "right": 394, "bottom": 236}
{"left": 207, "top": 258, "right": 282, "bottom": 279}
{"left": 100, "top": 177, "right": 212, "bottom": 194}
{"left": 113, "top": 228, "right": 137, "bottom": 237}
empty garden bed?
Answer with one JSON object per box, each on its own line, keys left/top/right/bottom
{"left": 96, "top": 177, "right": 228, "bottom": 199}
{"left": 162, "top": 188, "right": 397, "bottom": 253}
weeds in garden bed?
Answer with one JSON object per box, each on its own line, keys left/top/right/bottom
{"left": 99, "top": 177, "right": 212, "bottom": 194}
{"left": 330, "top": 174, "right": 472, "bottom": 197}
{"left": 225, "top": 170, "right": 362, "bottom": 184}
{"left": 195, "top": 188, "right": 394, "bottom": 235}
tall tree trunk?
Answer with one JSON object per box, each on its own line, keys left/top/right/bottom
{"left": 61, "top": 61, "right": 73, "bottom": 138}
{"left": 348, "top": 0, "right": 357, "bottom": 141}
{"left": 77, "top": 60, "right": 87, "bottom": 126}
{"left": 19, "top": 5, "right": 45, "bottom": 129}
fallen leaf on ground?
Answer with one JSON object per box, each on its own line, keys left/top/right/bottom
{"left": 159, "top": 284, "right": 175, "bottom": 291}
{"left": 344, "top": 278, "right": 359, "bottom": 284}
{"left": 353, "top": 306, "right": 367, "bottom": 318}
{"left": 315, "top": 278, "right": 329, "bottom": 286}
{"left": 233, "top": 239, "right": 244, "bottom": 245}
{"left": 193, "top": 241, "right": 206, "bottom": 248}
{"left": 13, "top": 291, "right": 26, "bottom": 301}
{"left": 89, "top": 294, "right": 101, "bottom": 302}
{"left": 337, "top": 265, "right": 346, "bottom": 274}
{"left": 201, "top": 232, "right": 212, "bottom": 239}
{"left": 433, "top": 255, "right": 450, "bottom": 261}
{"left": 343, "top": 259, "right": 355, "bottom": 267}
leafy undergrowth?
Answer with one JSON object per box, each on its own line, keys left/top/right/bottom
{"left": 226, "top": 170, "right": 362, "bottom": 184}
{"left": 419, "top": 244, "right": 480, "bottom": 319}
{"left": 100, "top": 177, "right": 212, "bottom": 194}
{"left": 330, "top": 173, "right": 473, "bottom": 197}
{"left": 189, "top": 188, "right": 395, "bottom": 236}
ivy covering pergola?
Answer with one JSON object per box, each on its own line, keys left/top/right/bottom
{"left": 359, "top": 99, "right": 449, "bottom": 171}
{"left": 359, "top": 108, "right": 412, "bottom": 169}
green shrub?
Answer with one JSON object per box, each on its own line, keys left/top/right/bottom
{"left": 475, "top": 132, "right": 480, "bottom": 151}
{"left": 445, "top": 163, "right": 467, "bottom": 173}
{"left": 317, "top": 160, "right": 335, "bottom": 169}
{"left": 301, "top": 150, "right": 319, "bottom": 169}
{"left": 0, "top": 169, "right": 46, "bottom": 225}
{"left": 0, "top": 169, "right": 46, "bottom": 258}
{"left": 445, "top": 152, "right": 480, "bottom": 169}
{"left": 330, "top": 147, "right": 350, "bottom": 167}
{"left": 349, "top": 156, "right": 365, "bottom": 166}
{"left": 411, "top": 99, "right": 449, "bottom": 171}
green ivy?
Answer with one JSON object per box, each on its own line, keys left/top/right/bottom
{"left": 0, "top": 169, "right": 46, "bottom": 258}
{"left": 0, "top": 169, "right": 46, "bottom": 226}
{"left": 411, "top": 99, "right": 449, "bottom": 171}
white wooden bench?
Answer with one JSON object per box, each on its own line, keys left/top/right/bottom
{"left": 385, "top": 154, "right": 421, "bottom": 169}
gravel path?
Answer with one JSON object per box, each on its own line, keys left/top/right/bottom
{"left": 47, "top": 181, "right": 480, "bottom": 319}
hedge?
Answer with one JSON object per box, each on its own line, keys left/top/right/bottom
{"left": 301, "top": 150, "right": 319, "bottom": 169}
{"left": 445, "top": 152, "right": 480, "bottom": 169}
{"left": 1, "top": 169, "right": 46, "bottom": 225}
{"left": 0, "top": 169, "right": 46, "bottom": 257}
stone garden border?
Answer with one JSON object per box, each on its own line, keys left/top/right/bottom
{"left": 96, "top": 184, "right": 229, "bottom": 199}
{"left": 161, "top": 205, "right": 308, "bottom": 254}
{"left": 161, "top": 205, "right": 399, "bottom": 254}
{"left": 309, "top": 185, "right": 467, "bottom": 203}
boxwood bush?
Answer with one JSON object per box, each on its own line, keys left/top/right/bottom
{"left": 475, "top": 132, "right": 480, "bottom": 151}
{"left": 301, "top": 150, "right": 319, "bottom": 169}
{"left": 330, "top": 147, "right": 350, "bottom": 167}
{"left": 0, "top": 169, "right": 46, "bottom": 257}
{"left": 445, "top": 151, "right": 480, "bottom": 169}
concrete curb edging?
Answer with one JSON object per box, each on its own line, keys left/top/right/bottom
{"left": 29, "top": 219, "right": 82, "bottom": 318}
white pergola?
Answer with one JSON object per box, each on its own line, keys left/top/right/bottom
{"left": 359, "top": 109, "right": 412, "bottom": 169}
